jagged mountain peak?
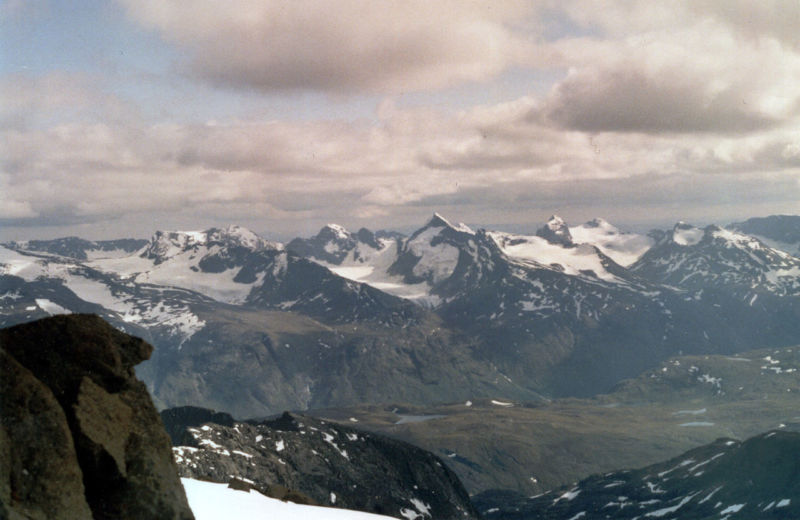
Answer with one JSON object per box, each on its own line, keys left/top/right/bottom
{"left": 536, "top": 215, "right": 573, "bottom": 246}
{"left": 286, "top": 223, "right": 388, "bottom": 266}
{"left": 422, "top": 213, "right": 474, "bottom": 234}
{"left": 207, "top": 225, "right": 280, "bottom": 251}
{"left": 427, "top": 212, "right": 452, "bottom": 228}
{"left": 319, "top": 223, "right": 350, "bottom": 240}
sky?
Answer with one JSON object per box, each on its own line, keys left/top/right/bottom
{"left": 2, "top": 0, "right": 799, "bottom": 241}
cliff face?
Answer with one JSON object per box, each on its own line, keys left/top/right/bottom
{"left": 0, "top": 315, "right": 194, "bottom": 520}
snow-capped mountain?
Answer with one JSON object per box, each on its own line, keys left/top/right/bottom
{"left": 279, "top": 213, "right": 800, "bottom": 396}
{"left": 292, "top": 213, "right": 649, "bottom": 308}
{"left": 0, "top": 244, "right": 207, "bottom": 344}
{"left": 3, "top": 213, "right": 800, "bottom": 413}
{"left": 535, "top": 214, "right": 573, "bottom": 246}
{"left": 569, "top": 217, "right": 655, "bottom": 266}
{"left": 4, "top": 224, "right": 421, "bottom": 330}
{"left": 290, "top": 214, "right": 736, "bottom": 396}
{"left": 286, "top": 224, "right": 391, "bottom": 265}
{"left": 140, "top": 225, "right": 278, "bottom": 265}
{"left": 286, "top": 224, "right": 422, "bottom": 302}
{"left": 3, "top": 228, "right": 525, "bottom": 417}
{"left": 631, "top": 222, "right": 800, "bottom": 298}
{"left": 86, "top": 225, "right": 282, "bottom": 304}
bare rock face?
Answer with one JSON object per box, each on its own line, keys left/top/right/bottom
{"left": 0, "top": 314, "right": 194, "bottom": 520}
{"left": 0, "top": 348, "right": 93, "bottom": 520}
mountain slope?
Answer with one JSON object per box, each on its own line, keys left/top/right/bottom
{"left": 728, "top": 215, "right": 800, "bottom": 255}
{"left": 162, "top": 406, "right": 479, "bottom": 519}
{"left": 631, "top": 222, "right": 800, "bottom": 297}
{"left": 141, "top": 305, "right": 541, "bottom": 418}
{"left": 314, "top": 342, "right": 800, "bottom": 496}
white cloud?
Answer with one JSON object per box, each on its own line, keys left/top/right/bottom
{"left": 118, "top": 0, "right": 534, "bottom": 94}
{"left": 4, "top": 3, "right": 800, "bottom": 238}
{"left": 534, "top": 22, "right": 800, "bottom": 134}
{"left": 4, "top": 72, "right": 799, "bottom": 237}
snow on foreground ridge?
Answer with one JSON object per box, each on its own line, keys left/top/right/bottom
{"left": 182, "top": 478, "right": 396, "bottom": 520}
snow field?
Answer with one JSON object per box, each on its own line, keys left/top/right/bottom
{"left": 182, "top": 478, "right": 395, "bottom": 520}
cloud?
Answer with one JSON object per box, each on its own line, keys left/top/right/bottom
{"left": 0, "top": 73, "right": 136, "bottom": 131}
{"left": 535, "top": 29, "right": 800, "bottom": 134}
{"left": 5, "top": 1, "right": 800, "bottom": 240}
{"left": 540, "top": 63, "right": 777, "bottom": 134}
{"left": 691, "top": 0, "right": 800, "bottom": 49}
{"left": 4, "top": 72, "right": 799, "bottom": 239}
{"left": 118, "top": 0, "right": 534, "bottom": 94}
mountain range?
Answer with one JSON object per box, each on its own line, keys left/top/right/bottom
{"left": 2, "top": 214, "right": 799, "bottom": 418}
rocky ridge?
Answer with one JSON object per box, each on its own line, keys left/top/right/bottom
{"left": 162, "top": 406, "right": 479, "bottom": 520}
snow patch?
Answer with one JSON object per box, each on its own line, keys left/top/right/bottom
{"left": 570, "top": 220, "right": 653, "bottom": 266}
{"left": 673, "top": 224, "right": 704, "bottom": 246}
{"left": 183, "top": 478, "right": 394, "bottom": 520}
{"left": 407, "top": 227, "right": 460, "bottom": 284}
{"left": 720, "top": 504, "right": 746, "bottom": 514}
{"left": 35, "top": 298, "right": 70, "bottom": 315}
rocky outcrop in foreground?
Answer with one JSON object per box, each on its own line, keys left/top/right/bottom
{"left": 162, "top": 406, "right": 479, "bottom": 519}
{"left": 0, "top": 315, "right": 193, "bottom": 520}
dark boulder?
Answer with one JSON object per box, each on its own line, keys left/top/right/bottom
{"left": 0, "top": 314, "right": 194, "bottom": 520}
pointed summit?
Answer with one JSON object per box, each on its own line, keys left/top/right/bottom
{"left": 320, "top": 223, "right": 350, "bottom": 240}
{"left": 422, "top": 213, "right": 474, "bottom": 234}
{"left": 426, "top": 213, "right": 452, "bottom": 228}
{"left": 317, "top": 223, "right": 351, "bottom": 242}
{"left": 536, "top": 215, "right": 573, "bottom": 246}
